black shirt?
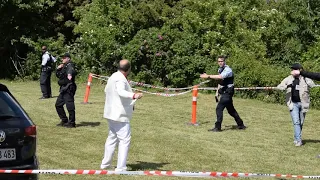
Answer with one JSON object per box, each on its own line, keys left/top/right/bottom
{"left": 291, "top": 77, "right": 301, "bottom": 102}
{"left": 56, "top": 62, "right": 77, "bottom": 86}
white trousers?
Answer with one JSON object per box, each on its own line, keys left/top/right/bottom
{"left": 101, "top": 119, "right": 131, "bottom": 171}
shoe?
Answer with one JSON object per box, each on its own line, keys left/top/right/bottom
{"left": 238, "top": 125, "right": 247, "bottom": 130}
{"left": 294, "top": 141, "right": 303, "bottom": 147}
{"left": 64, "top": 123, "right": 76, "bottom": 128}
{"left": 100, "top": 165, "right": 112, "bottom": 170}
{"left": 39, "top": 96, "right": 49, "bottom": 99}
{"left": 208, "top": 128, "right": 222, "bottom": 132}
{"left": 115, "top": 167, "right": 127, "bottom": 172}
{"left": 56, "top": 121, "right": 67, "bottom": 127}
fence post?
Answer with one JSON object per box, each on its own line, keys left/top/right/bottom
{"left": 187, "top": 86, "right": 199, "bottom": 126}
{"left": 82, "top": 73, "right": 93, "bottom": 104}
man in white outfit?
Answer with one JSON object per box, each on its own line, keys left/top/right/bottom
{"left": 101, "top": 59, "right": 143, "bottom": 171}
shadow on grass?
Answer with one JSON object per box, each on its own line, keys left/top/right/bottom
{"left": 199, "top": 121, "right": 211, "bottom": 125}
{"left": 303, "top": 139, "right": 320, "bottom": 144}
{"left": 224, "top": 125, "right": 247, "bottom": 131}
{"left": 127, "top": 161, "right": 170, "bottom": 171}
{"left": 76, "top": 121, "right": 101, "bottom": 127}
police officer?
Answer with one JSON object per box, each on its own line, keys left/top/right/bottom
{"left": 40, "top": 46, "right": 56, "bottom": 99}
{"left": 200, "top": 55, "right": 246, "bottom": 132}
{"left": 55, "top": 53, "right": 77, "bottom": 128}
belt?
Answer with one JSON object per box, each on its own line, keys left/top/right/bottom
{"left": 218, "top": 85, "right": 234, "bottom": 94}
{"left": 220, "top": 84, "right": 234, "bottom": 88}
{"left": 41, "top": 66, "right": 52, "bottom": 72}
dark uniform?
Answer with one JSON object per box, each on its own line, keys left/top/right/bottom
{"left": 212, "top": 65, "right": 246, "bottom": 131}
{"left": 55, "top": 54, "right": 77, "bottom": 128}
{"left": 40, "top": 52, "right": 54, "bottom": 98}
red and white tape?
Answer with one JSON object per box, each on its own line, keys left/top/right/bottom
{"left": 90, "top": 73, "right": 320, "bottom": 97}
{"left": 91, "top": 74, "right": 108, "bottom": 82}
{"left": 91, "top": 74, "right": 210, "bottom": 91}
{"left": 91, "top": 74, "right": 280, "bottom": 92}
{"left": 1, "top": 169, "right": 320, "bottom": 179}
{"left": 132, "top": 88, "right": 192, "bottom": 97}
{"left": 128, "top": 80, "right": 210, "bottom": 91}
{"left": 197, "top": 87, "right": 279, "bottom": 91}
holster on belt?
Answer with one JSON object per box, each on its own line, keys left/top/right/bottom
{"left": 218, "top": 86, "right": 234, "bottom": 96}
{"left": 60, "top": 83, "right": 72, "bottom": 93}
{"left": 41, "top": 66, "right": 52, "bottom": 72}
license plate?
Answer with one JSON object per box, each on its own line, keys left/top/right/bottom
{"left": 0, "top": 149, "right": 16, "bottom": 161}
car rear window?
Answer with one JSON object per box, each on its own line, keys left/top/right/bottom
{"left": 0, "top": 92, "right": 25, "bottom": 118}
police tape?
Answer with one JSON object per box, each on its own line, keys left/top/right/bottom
{"left": 1, "top": 169, "right": 320, "bottom": 179}
{"left": 91, "top": 74, "right": 320, "bottom": 90}
{"left": 91, "top": 74, "right": 108, "bottom": 79}
{"left": 91, "top": 74, "right": 277, "bottom": 92}
{"left": 91, "top": 74, "right": 108, "bottom": 82}
{"left": 197, "top": 87, "right": 279, "bottom": 91}
{"left": 198, "top": 85, "right": 320, "bottom": 91}
{"left": 132, "top": 88, "right": 192, "bottom": 97}
{"left": 91, "top": 73, "right": 210, "bottom": 91}
{"left": 91, "top": 74, "right": 193, "bottom": 96}
{"left": 129, "top": 80, "right": 210, "bottom": 91}
{"left": 90, "top": 73, "right": 320, "bottom": 97}
{"left": 89, "top": 75, "right": 277, "bottom": 92}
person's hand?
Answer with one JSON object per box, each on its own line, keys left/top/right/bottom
{"left": 291, "top": 70, "right": 300, "bottom": 76}
{"left": 200, "top": 73, "right": 209, "bottom": 79}
{"left": 134, "top": 93, "right": 143, "bottom": 99}
{"left": 215, "top": 95, "right": 219, "bottom": 103}
{"left": 57, "top": 64, "right": 64, "bottom": 69}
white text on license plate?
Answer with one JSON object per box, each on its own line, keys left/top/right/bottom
{"left": 0, "top": 149, "right": 16, "bottom": 161}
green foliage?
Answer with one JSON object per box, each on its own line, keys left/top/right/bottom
{"left": 3, "top": 0, "right": 320, "bottom": 106}
{"left": 0, "top": 0, "right": 88, "bottom": 79}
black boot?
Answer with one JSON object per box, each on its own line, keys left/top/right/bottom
{"left": 237, "top": 125, "right": 246, "bottom": 130}
{"left": 208, "top": 128, "right": 222, "bottom": 132}
{"left": 64, "top": 122, "right": 76, "bottom": 128}
{"left": 56, "top": 121, "right": 67, "bottom": 127}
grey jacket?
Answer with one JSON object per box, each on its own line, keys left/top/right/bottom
{"left": 277, "top": 75, "right": 315, "bottom": 112}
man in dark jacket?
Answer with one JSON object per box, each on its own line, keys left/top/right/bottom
{"left": 55, "top": 53, "right": 77, "bottom": 128}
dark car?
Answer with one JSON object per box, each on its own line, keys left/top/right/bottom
{"left": 0, "top": 84, "right": 38, "bottom": 180}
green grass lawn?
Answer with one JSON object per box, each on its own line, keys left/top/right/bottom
{"left": 2, "top": 80, "right": 320, "bottom": 179}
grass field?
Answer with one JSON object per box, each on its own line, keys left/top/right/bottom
{"left": 2, "top": 80, "right": 320, "bottom": 179}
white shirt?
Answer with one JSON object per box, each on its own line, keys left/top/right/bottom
{"left": 104, "top": 71, "right": 135, "bottom": 122}
{"left": 41, "top": 51, "right": 57, "bottom": 66}
{"left": 218, "top": 65, "right": 233, "bottom": 79}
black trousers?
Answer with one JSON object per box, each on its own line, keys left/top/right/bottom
{"left": 40, "top": 71, "right": 52, "bottom": 98}
{"left": 215, "top": 93, "right": 244, "bottom": 129}
{"left": 55, "top": 85, "right": 76, "bottom": 124}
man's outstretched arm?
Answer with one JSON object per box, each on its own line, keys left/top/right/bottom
{"left": 301, "top": 71, "right": 320, "bottom": 81}
{"left": 200, "top": 73, "right": 223, "bottom": 80}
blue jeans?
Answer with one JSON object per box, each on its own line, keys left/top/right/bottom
{"left": 290, "top": 102, "right": 306, "bottom": 142}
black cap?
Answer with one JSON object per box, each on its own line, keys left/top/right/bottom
{"left": 291, "top": 63, "right": 303, "bottom": 70}
{"left": 62, "top": 53, "right": 71, "bottom": 58}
